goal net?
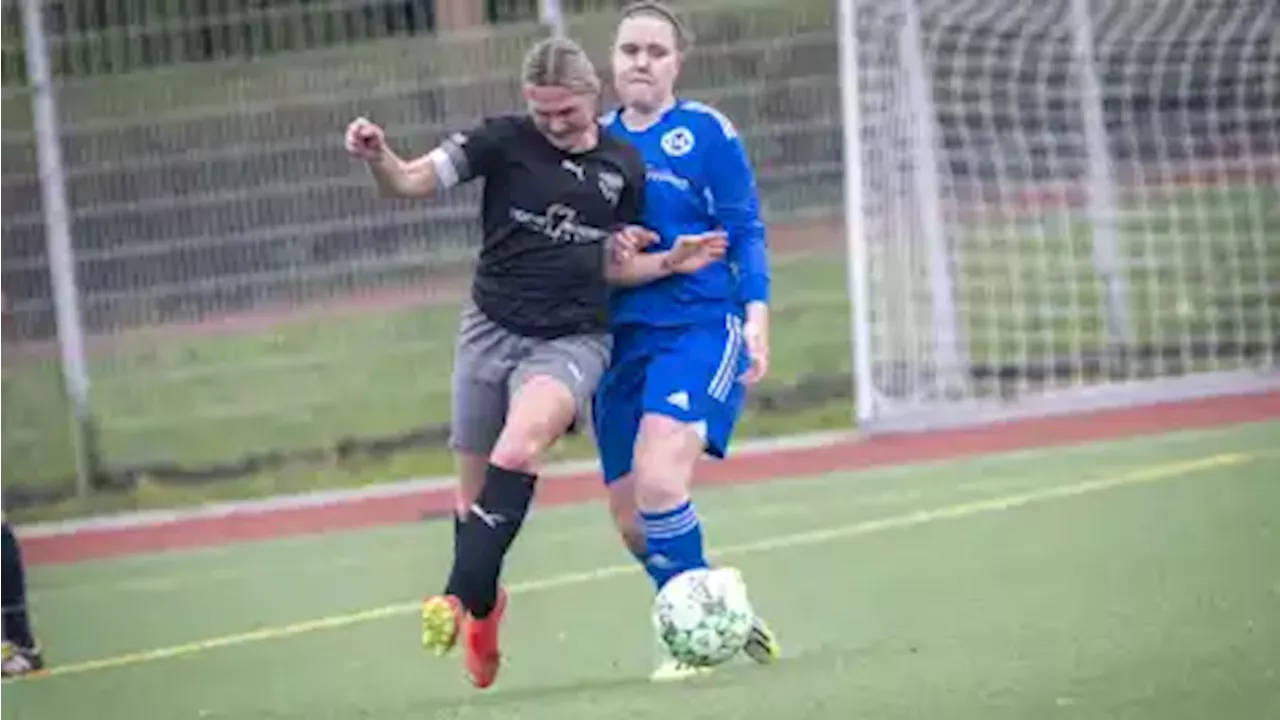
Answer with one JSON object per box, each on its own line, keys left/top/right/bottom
{"left": 844, "top": 0, "right": 1279, "bottom": 431}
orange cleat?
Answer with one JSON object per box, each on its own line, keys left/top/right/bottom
{"left": 462, "top": 587, "right": 508, "bottom": 689}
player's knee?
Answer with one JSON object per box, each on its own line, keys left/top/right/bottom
{"left": 489, "top": 415, "right": 562, "bottom": 471}
{"left": 632, "top": 414, "right": 702, "bottom": 511}
{"left": 488, "top": 434, "right": 544, "bottom": 473}
{"left": 491, "top": 375, "right": 577, "bottom": 471}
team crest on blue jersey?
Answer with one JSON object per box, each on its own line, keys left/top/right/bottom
{"left": 661, "top": 126, "right": 696, "bottom": 157}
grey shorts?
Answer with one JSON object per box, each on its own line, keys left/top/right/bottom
{"left": 449, "top": 300, "right": 611, "bottom": 456}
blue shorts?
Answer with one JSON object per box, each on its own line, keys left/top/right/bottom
{"left": 593, "top": 314, "right": 749, "bottom": 484}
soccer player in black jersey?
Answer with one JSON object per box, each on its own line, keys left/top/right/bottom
{"left": 3, "top": 304, "right": 45, "bottom": 680}
{"left": 0, "top": 298, "right": 41, "bottom": 676}
{"left": 345, "top": 36, "right": 724, "bottom": 689}
{"left": 2, "top": 516, "right": 44, "bottom": 678}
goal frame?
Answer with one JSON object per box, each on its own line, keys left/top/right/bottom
{"left": 836, "top": 0, "right": 1280, "bottom": 435}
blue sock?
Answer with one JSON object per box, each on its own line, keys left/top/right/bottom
{"left": 639, "top": 501, "right": 708, "bottom": 589}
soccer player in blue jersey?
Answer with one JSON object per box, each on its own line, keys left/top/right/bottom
{"left": 593, "top": 0, "right": 782, "bottom": 681}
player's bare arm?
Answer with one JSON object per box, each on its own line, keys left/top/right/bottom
{"left": 606, "top": 230, "right": 727, "bottom": 286}
{"left": 344, "top": 116, "right": 441, "bottom": 198}
{"left": 742, "top": 300, "right": 770, "bottom": 385}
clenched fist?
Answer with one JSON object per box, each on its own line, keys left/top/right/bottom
{"left": 345, "top": 117, "right": 386, "bottom": 161}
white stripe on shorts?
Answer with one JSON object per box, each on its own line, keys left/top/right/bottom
{"left": 708, "top": 314, "right": 744, "bottom": 402}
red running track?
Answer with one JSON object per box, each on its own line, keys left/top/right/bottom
{"left": 20, "top": 391, "right": 1279, "bottom": 566}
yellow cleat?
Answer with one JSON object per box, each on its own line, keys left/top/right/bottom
{"left": 743, "top": 616, "right": 781, "bottom": 664}
{"left": 1, "top": 641, "right": 46, "bottom": 678}
{"left": 421, "top": 595, "right": 462, "bottom": 656}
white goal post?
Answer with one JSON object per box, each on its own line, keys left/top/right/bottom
{"left": 838, "top": 0, "right": 1280, "bottom": 432}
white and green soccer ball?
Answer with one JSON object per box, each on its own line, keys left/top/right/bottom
{"left": 652, "top": 567, "right": 756, "bottom": 667}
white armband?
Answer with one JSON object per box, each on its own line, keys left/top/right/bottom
{"left": 427, "top": 147, "right": 460, "bottom": 189}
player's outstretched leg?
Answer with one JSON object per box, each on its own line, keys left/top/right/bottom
{"left": 628, "top": 413, "right": 723, "bottom": 681}
{"left": 596, "top": 334, "right": 780, "bottom": 681}
{"left": 428, "top": 374, "right": 578, "bottom": 689}
{"left": 630, "top": 395, "right": 780, "bottom": 676}
{"left": 607, "top": 433, "right": 782, "bottom": 679}
{"left": 632, "top": 415, "right": 711, "bottom": 586}
{"left": 2, "top": 520, "right": 45, "bottom": 678}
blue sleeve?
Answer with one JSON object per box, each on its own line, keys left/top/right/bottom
{"left": 704, "top": 123, "right": 771, "bottom": 306}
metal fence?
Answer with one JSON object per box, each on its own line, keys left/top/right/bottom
{"left": 1, "top": 0, "right": 1274, "bottom": 509}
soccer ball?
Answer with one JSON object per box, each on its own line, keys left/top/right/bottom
{"left": 652, "top": 567, "right": 756, "bottom": 667}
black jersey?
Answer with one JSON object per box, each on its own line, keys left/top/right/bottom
{"left": 434, "top": 114, "right": 646, "bottom": 339}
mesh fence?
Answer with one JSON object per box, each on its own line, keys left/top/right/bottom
{"left": 1, "top": 0, "right": 848, "bottom": 506}
{"left": 1, "top": 0, "right": 1274, "bottom": 508}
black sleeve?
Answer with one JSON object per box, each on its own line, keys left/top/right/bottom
{"left": 615, "top": 148, "right": 647, "bottom": 225}
{"left": 434, "top": 116, "right": 513, "bottom": 186}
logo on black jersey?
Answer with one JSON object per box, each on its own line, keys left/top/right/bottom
{"left": 561, "top": 159, "right": 586, "bottom": 182}
{"left": 509, "top": 203, "right": 610, "bottom": 245}
{"left": 545, "top": 204, "right": 578, "bottom": 240}
{"left": 598, "top": 170, "right": 624, "bottom": 207}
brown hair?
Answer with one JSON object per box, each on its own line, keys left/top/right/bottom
{"left": 618, "top": 0, "right": 694, "bottom": 53}
{"left": 521, "top": 36, "right": 601, "bottom": 94}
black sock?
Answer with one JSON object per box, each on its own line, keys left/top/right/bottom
{"left": 443, "top": 513, "right": 465, "bottom": 597}
{"left": 2, "top": 522, "right": 36, "bottom": 649}
{"left": 448, "top": 464, "right": 536, "bottom": 619}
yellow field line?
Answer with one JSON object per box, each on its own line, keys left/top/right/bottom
{"left": 5, "top": 452, "right": 1252, "bottom": 686}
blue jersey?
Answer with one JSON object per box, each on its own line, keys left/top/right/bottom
{"left": 593, "top": 101, "right": 768, "bottom": 482}
{"left": 601, "top": 101, "right": 770, "bottom": 329}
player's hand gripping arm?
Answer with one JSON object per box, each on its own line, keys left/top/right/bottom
{"left": 706, "top": 122, "right": 772, "bottom": 385}
{"left": 604, "top": 151, "right": 728, "bottom": 286}
{"left": 606, "top": 228, "right": 728, "bottom": 286}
